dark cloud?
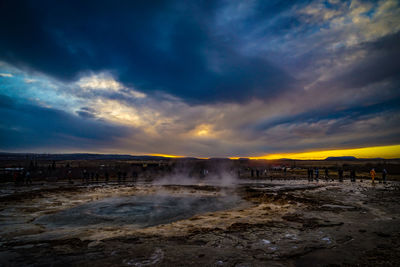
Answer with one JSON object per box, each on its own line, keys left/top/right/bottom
{"left": 320, "top": 32, "right": 400, "bottom": 90}
{"left": 0, "top": 0, "right": 294, "bottom": 104}
{"left": 76, "top": 107, "right": 97, "bottom": 119}
{"left": 254, "top": 97, "right": 400, "bottom": 132}
{"left": 0, "top": 98, "right": 131, "bottom": 151}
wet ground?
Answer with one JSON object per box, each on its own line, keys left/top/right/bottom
{"left": 0, "top": 179, "right": 399, "bottom": 266}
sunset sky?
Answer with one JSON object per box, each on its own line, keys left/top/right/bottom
{"left": 0, "top": 0, "right": 399, "bottom": 159}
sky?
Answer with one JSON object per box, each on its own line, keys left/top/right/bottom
{"left": 0, "top": 0, "right": 400, "bottom": 159}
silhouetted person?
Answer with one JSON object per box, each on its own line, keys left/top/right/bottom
{"left": 25, "top": 171, "right": 32, "bottom": 185}
{"left": 256, "top": 169, "right": 260, "bottom": 178}
{"left": 67, "top": 169, "right": 72, "bottom": 184}
{"left": 310, "top": 168, "right": 314, "bottom": 181}
{"left": 338, "top": 169, "right": 343, "bottom": 182}
{"left": 350, "top": 169, "right": 356, "bottom": 182}
{"left": 13, "top": 171, "right": 18, "bottom": 186}
{"left": 29, "top": 160, "right": 34, "bottom": 171}
{"left": 132, "top": 171, "right": 138, "bottom": 184}
{"left": 82, "top": 169, "right": 87, "bottom": 183}
{"left": 283, "top": 167, "right": 287, "bottom": 177}
{"left": 19, "top": 171, "right": 24, "bottom": 185}
{"left": 105, "top": 171, "right": 109, "bottom": 183}
{"left": 382, "top": 168, "right": 387, "bottom": 184}
{"left": 324, "top": 168, "right": 329, "bottom": 182}
{"left": 315, "top": 168, "right": 319, "bottom": 182}
{"left": 17, "top": 171, "right": 23, "bottom": 186}
{"left": 307, "top": 168, "right": 311, "bottom": 182}
{"left": 117, "top": 171, "right": 122, "bottom": 183}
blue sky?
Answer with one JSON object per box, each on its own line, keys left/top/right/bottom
{"left": 0, "top": 0, "right": 399, "bottom": 157}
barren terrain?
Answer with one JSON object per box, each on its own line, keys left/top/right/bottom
{"left": 1, "top": 178, "right": 399, "bottom": 266}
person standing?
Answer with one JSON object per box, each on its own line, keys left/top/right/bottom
{"left": 350, "top": 169, "right": 356, "bottom": 182}
{"left": 13, "top": 171, "right": 18, "bottom": 186}
{"left": 25, "top": 171, "right": 32, "bottom": 185}
{"left": 315, "top": 168, "right": 319, "bottom": 182}
{"left": 117, "top": 171, "right": 122, "bottom": 183}
{"left": 370, "top": 168, "right": 376, "bottom": 184}
{"left": 105, "top": 171, "right": 109, "bottom": 183}
{"left": 382, "top": 168, "right": 387, "bottom": 184}
{"left": 82, "top": 169, "right": 87, "bottom": 184}
{"left": 86, "top": 171, "right": 90, "bottom": 184}
{"left": 67, "top": 169, "right": 72, "bottom": 184}
{"left": 324, "top": 168, "right": 329, "bottom": 182}
{"left": 338, "top": 168, "right": 343, "bottom": 182}
{"left": 132, "top": 171, "right": 138, "bottom": 184}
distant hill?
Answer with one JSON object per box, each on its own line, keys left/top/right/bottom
{"left": 358, "top": 158, "right": 385, "bottom": 160}
{"left": 208, "top": 158, "right": 231, "bottom": 161}
{"left": 325, "top": 156, "right": 358, "bottom": 161}
{"left": 0, "top": 152, "right": 396, "bottom": 161}
{"left": 0, "top": 152, "right": 169, "bottom": 161}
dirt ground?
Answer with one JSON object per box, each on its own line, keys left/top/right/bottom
{"left": 0, "top": 179, "right": 399, "bottom": 267}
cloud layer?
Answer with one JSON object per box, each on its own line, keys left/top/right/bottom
{"left": 0, "top": 0, "right": 399, "bottom": 157}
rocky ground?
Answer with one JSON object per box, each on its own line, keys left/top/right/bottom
{"left": 0, "top": 179, "right": 399, "bottom": 266}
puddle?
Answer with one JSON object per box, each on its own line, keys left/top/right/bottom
{"left": 35, "top": 194, "right": 243, "bottom": 229}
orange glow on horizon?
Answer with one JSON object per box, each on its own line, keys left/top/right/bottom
{"left": 148, "top": 153, "right": 184, "bottom": 158}
{"left": 235, "top": 144, "right": 400, "bottom": 160}
{"left": 148, "top": 145, "right": 400, "bottom": 160}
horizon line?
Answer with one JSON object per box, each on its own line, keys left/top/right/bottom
{"left": 1, "top": 144, "right": 399, "bottom": 160}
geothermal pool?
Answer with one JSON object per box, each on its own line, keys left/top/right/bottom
{"left": 35, "top": 194, "right": 243, "bottom": 228}
{"left": 1, "top": 182, "right": 400, "bottom": 266}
